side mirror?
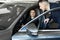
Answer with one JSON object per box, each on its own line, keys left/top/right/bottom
{"left": 26, "top": 23, "right": 38, "bottom": 36}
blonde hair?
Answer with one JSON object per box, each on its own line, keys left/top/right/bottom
{"left": 42, "top": 1, "right": 51, "bottom": 14}
{"left": 43, "top": 1, "right": 50, "bottom": 11}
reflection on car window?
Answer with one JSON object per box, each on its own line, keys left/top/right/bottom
{"left": 0, "top": 8, "right": 11, "bottom": 14}
{"left": 0, "top": 4, "right": 25, "bottom": 30}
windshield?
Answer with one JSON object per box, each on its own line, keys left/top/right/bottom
{"left": 0, "top": 4, "right": 25, "bottom": 30}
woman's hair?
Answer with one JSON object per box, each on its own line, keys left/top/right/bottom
{"left": 29, "top": 9, "right": 37, "bottom": 17}
{"left": 28, "top": 8, "right": 35, "bottom": 13}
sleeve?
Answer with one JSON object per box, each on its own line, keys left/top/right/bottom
{"left": 48, "top": 13, "right": 53, "bottom": 21}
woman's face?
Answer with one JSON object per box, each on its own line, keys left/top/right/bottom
{"left": 39, "top": 1, "right": 48, "bottom": 11}
{"left": 30, "top": 10, "right": 36, "bottom": 17}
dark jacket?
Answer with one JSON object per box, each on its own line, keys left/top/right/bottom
{"left": 36, "top": 8, "right": 46, "bottom": 28}
{"left": 27, "top": 16, "right": 39, "bottom": 26}
{"left": 49, "top": 3, "right": 60, "bottom": 24}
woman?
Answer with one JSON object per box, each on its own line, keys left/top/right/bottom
{"left": 26, "top": 9, "right": 39, "bottom": 26}
{"left": 20, "top": 9, "right": 39, "bottom": 31}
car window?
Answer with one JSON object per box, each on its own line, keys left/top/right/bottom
{"left": 0, "top": 8, "right": 11, "bottom": 14}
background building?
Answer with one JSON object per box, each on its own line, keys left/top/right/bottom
{"left": 0, "top": 0, "right": 60, "bottom": 3}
